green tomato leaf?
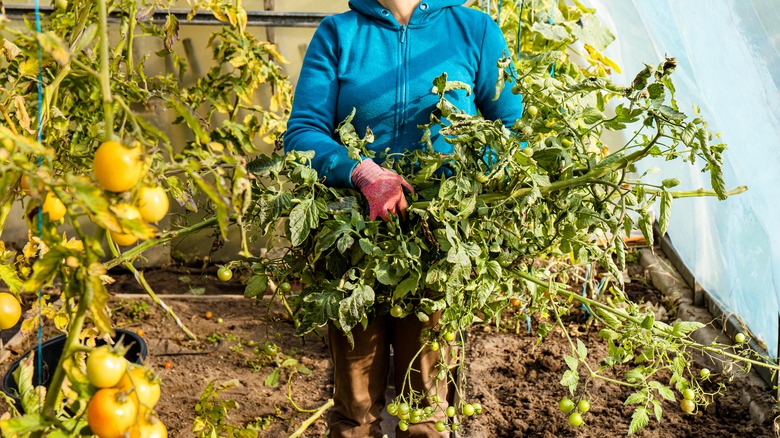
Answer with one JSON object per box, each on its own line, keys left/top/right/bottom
{"left": 576, "top": 339, "right": 588, "bottom": 360}
{"left": 244, "top": 274, "right": 268, "bottom": 298}
{"left": 559, "top": 369, "right": 579, "bottom": 394}
{"left": 263, "top": 368, "right": 280, "bottom": 387}
{"left": 628, "top": 406, "right": 650, "bottom": 435}
{"left": 624, "top": 391, "right": 645, "bottom": 406}
{"left": 658, "top": 189, "right": 672, "bottom": 236}
{"left": 563, "top": 355, "right": 578, "bottom": 372}
{"left": 393, "top": 275, "right": 419, "bottom": 301}
{"left": 652, "top": 400, "right": 663, "bottom": 423}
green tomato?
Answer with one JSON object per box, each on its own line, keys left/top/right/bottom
{"left": 443, "top": 331, "right": 456, "bottom": 342}
{"left": 735, "top": 332, "right": 746, "bottom": 344}
{"left": 699, "top": 368, "right": 711, "bottom": 379}
{"left": 682, "top": 388, "right": 695, "bottom": 401}
{"left": 462, "top": 403, "right": 475, "bottom": 417}
{"left": 522, "top": 146, "right": 534, "bottom": 157}
{"left": 568, "top": 412, "right": 583, "bottom": 427}
{"left": 387, "top": 403, "right": 398, "bottom": 416}
{"left": 680, "top": 399, "right": 696, "bottom": 414}
{"left": 558, "top": 398, "right": 575, "bottom": 413}
{"left": 446, "top": 406, "right": 456, "bottom": 418}
{"left": 262, "top": 341, "right": 278, "bottom": 356}
{"left": 429, "top": 341, "right": 440, "bottom": 352}
{"left": 279, "top": 282, "right": 292, "bottom": 292}
{"left": 390, "top": 305, "right": 404, "bottom": 318}
{"left": 522, "top": 126, "right": 534, "bottom": 137}
{"left": 217, "top": 266, "right": 232, "bottom": 282}
{"left": 398, "top": 420, "right": 409, "bottom": 432}
{"left": 435, "top": 420, "right": 447, "bottom": 433}
{"left": 526, "top": 105, "right": 539, "bottom": 117}
{"left": 577, "top": 399, "right": 590, "bottom": 413}
{"left": 423, "top": 406, "right": 434, "bottom": 417}
{"left": 398, "top": 403, "right": 410, "bottom": 416}
{"left": 473, "top": 402, "right": 482, "bottom": 415}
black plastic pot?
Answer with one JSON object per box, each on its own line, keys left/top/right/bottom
{"left": 2, "top": 329, "right": 147, "bottom": 413}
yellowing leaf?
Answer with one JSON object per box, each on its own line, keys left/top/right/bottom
{"left": 18, "top": 58, "right": 39, "bottom": 77}
{"left": 2, "top": 39, "right": 22, "bottom": 62}
{"left": 13, "top": 96, "right": 32, "bottom": 134}
{"left": 36, "top": 31, "right": 70, "bottom": 66}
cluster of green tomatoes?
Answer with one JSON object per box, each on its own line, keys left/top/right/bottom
{"left": 386, "top": 397, "right": 483, "bottom": 433}
{"left": 558, "top": 397, "right": 590, "bottom": 427}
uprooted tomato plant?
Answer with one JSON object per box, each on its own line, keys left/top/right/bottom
{"left": 239, "top": 2, "right": 768, "bottom": 435}
{"left": 0, "top": 0, "right": 290, "bottom": 435}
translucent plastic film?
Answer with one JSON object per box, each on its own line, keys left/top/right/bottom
{"left": 587, "top": 0, "right": 780, "bottom": 355}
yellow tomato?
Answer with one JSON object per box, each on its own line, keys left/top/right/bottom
{"left": 0, "top": 293, "right": 22, "bottom": 330}
{"left": 93, "top": 141, "right": 143, "bottom": 192}
{"left": 129, "top": 413, "right": 168, "bottom": 438}
{"left": 110, "top": 204, "right": 143, "bottom": 246}
{"left": 42, "top": 192, "right": 67, "bottom": 221}
{"left": 116, "top": 367, "right": 161, "bottom": 409}
{"left": 137, "top": 186, "right": 169, "bottom": 223}
{"left": 19, "top": 175, "right": 42, "bottom": 197}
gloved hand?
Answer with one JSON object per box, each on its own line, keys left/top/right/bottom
{"left": 351, "top": 159, "right": 414, "bottom": 222}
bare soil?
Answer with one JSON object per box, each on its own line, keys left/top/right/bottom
{"left": 1, "top": 261, "right": 777, "bottom": 437}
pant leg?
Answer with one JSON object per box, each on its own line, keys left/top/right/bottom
{"left": 391, "top": 311, "right": 451, "bottom": 438}
{"left": 327, "top": 315, "right": 390, "bottom": 438}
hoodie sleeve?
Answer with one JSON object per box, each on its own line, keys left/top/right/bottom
{"left": 473, "top": 15, "right": 524, "bottom": 127}
{"left": 284, "top": 17, "right": 358, "bottom": 188}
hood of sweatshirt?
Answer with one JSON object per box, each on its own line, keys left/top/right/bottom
{"left": 348, "top": 0, "right": 466, "bottom": 26}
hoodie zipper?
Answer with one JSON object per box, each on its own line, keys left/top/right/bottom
{"left": 397, "top": 25, "right": 408, "bottom": 141}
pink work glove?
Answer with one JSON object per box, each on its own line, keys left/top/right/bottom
{"left": 351, "top": 159, "right": 414, "bottom": 222}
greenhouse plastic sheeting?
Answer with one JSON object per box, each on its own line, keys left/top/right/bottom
{"left": 586, "top": 0, "right": 780, "bottom": 356}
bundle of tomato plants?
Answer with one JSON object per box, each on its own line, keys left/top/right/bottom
{"left": 241, "top": 2, "right": 769, "bottom": 433}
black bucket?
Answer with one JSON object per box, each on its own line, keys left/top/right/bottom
{"left": 1, "top": 329, "right": 147, "bottom": 413}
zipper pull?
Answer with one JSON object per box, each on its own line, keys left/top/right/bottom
{"left": 400, "top": 25, "right": 407, "bottom": 43}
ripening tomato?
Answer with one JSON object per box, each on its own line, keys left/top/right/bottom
{"left": 117, "top": 367, "right": 161, "bottom": 408}
{"left": 110, "top": 204, "right": 143, "bottom": 246}
{"left": 86, "top": 346, "right": 128, "bottom": 388}
{"left": 680, "top": 398, "right": 696, "bottom": 414}
{"left": 42, "top": 192, "right": 67, "bottom": 221}
{"left": 20, "top": 174, "right": 42, "bottom": 198}
{"left": 111, "top": 231, "right": 139, "bottom": 247}
{"left": 137, "top": 186, "right": 169, "bottom": 223}
{"left": 0, "top": 293, "right": 22, "bottom": 330}
{"left": 87, "top": 388, "right": 139, "bottom": 438}
{"left": 129, "top": 414, "right": 168, "bottom": 438}
{"left": 93, "top": 141, "right": 144, "bottom": 192}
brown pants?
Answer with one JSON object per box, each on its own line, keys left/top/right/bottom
{"left": 327, "top": 312, "right": 452, "bottom": 438}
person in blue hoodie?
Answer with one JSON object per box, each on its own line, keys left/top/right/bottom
{"left": 285, "top": 0, "right": 524, "bottom": 436}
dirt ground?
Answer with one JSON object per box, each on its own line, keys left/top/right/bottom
{"left": 1, "top": 260, "right": 778, "bottom": 437}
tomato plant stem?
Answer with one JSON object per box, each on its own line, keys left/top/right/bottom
{"left": 288, "top": 398, "right": 334, "bottom": 438}
{"left": 40, "top": 259, "right": 94, "bottom": 418}
{"left": 124, "top": 262, "right": 197, "bottom": 340}
{"left": 104, "top": 216, "right": 220, "bottom": 269}
{"left": 97, "top": 0, "right": 113, "bottom": 140}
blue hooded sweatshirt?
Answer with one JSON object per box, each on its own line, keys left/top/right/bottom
{"left": 284, "top": 0, "right": 524, "bottom": 188}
